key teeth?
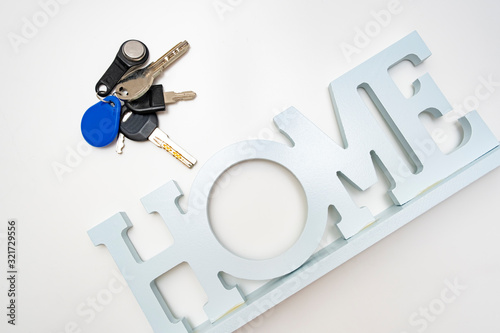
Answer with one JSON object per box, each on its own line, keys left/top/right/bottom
{"left": 148, "top": 128, "right": 197, "bottom": 168}
{"left": 181, "top": 91, "right": 197, "bottom": 101}
{"left": 163, "top": 90, "right": 197, "bottom": 104}
{"left": 160, "top": 141, "right": 196, "bottom": 168}
{"left": 116, "top": 133, "right": 126, "bottom": 154}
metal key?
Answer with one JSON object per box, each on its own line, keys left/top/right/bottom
{"left": 115, "top": 132, "right": 126, "bottom": 154}
{"left": 164, "top": 91, "right": 197, "bottom": 104}
{"left": 114, "top": 41, "right": 190, "bottom": 101}
{"left": 120, "top": 110, "right": 196, "bottom": 168}
{"left": 125, "top": 84, "right": 196, "bottom": 113}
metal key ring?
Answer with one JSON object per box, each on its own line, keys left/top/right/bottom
{"left": 96, "top": 92, "right": 116, "bottom": 107}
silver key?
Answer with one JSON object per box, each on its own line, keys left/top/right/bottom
{"left": 114, "top": 41, "right": 190, "bottom": 101}
{"left": 163, "top": 91, "right": 196, "bottom": 104}
{"left": 115, "top": 132, "right": 126, "bottom": 154}
{"left": 125, "top": 87, "right": 196, "bottom": 113}
{"left": 120, "top": 111, "right": 196, "bottom": 168}
{"left": 149, "top": 128, "right": 197, "bottom": 168}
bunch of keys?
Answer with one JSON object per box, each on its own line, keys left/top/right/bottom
{"left": 81, "top": 39, "right": 197, "bottom": 168}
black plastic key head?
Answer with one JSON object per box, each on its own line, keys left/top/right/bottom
{"left": 125, "top": 84, "right": 166, "bottom": 113}
{"left": 120, "top": 110, "right": 158, "bottom": 141}
{"left": 95, "top": 40, "right": 149, "bottom": 97}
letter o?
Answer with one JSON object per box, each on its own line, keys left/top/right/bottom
{"left": 183, "top": 139, "right": 330, "bottom": 281}
{"left": 97, "top": 289, "right": 113, "bottom": 305}
{"left": 32, "top": 11, "right": 49, "bottom": 27}
{"left": 429, "top": 298, "right": 445, "bottom": 315}
{"left": 365, "top": 21, "right": 381, "bottom": 38}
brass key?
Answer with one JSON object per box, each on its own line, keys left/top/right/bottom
{"left": 114, "top": 41, "right": 190, "bottom": 101}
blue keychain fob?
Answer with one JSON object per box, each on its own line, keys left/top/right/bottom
{"left": 81, "top": 96, "right": 121, "bottom": 147}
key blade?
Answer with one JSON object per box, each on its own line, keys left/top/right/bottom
{"left": 116, "top": 133, "right": 126, "bottom": 154}
{"left": 163, "top": 91, "right": 197, "bottom": 104}
{"left": 149, "top": 41, "right": 190, "bottom": 77}
{"left": 148, "top": 128, "right": 197, "bottom": 168}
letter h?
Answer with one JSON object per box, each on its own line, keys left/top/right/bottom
{"left": 88, "top": 181, "right": 243, "bottom": 333}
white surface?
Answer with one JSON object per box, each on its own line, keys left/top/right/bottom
{"left": 0, "top": 0, "right": 499, "bottom": 332}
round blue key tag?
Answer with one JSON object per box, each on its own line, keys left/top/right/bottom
{"left": 81, "top": 96, "right": 121, "bottom": 147}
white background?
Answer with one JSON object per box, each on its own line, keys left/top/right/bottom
{"left": 1, "top": 0, "right": 500, "bottom": 332}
